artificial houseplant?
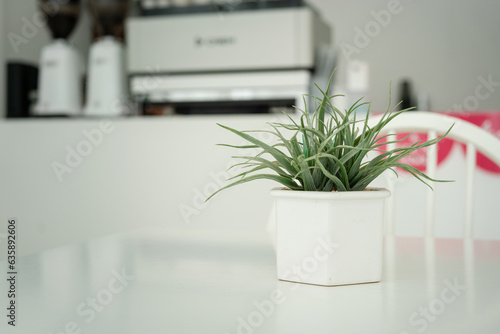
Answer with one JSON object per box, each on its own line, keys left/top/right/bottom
{"left": 208, "top": 76, "right": 451, "bottom": 286}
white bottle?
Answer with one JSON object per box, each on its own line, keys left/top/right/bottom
{"left": 84, "top": 36, "right": 128, "bottom": 116}
{"left": 34, "top": 39, "right": 83, "bottom": 116}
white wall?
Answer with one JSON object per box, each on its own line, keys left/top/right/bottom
{"left": 310, "top": 0, "right": 500, "bottom": 112}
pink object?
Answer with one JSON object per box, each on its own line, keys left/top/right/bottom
{"left": 449, "top": 112, "right": 500, "bottom": 174}
{"left": 377, "top": 111, "right": 500, "bottom": 175}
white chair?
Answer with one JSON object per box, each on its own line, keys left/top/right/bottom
{"left": 369, "top": 112, "right": 500, "bottom": 239}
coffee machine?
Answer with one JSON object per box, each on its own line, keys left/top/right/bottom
{"left": 84, "top": 0, "right": 130, "bottom": 116}
{"left": 127, "top": 2, "right": 332, "bottom": 115}
{"left": 34, "top": 0, "right": 82, "bottom": 116}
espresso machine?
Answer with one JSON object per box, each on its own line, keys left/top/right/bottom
{"left": 34, "top": 0, "right": 82, "bottom": 116}
{"left": 127, "top": 1, "right": 333, "bottom": 115}
{"left": 84, "top": 0, "right": 130, "bottom": 116}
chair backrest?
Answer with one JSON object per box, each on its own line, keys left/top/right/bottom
{"left": 368, "top": 112, "right": 500, "bottom": 239}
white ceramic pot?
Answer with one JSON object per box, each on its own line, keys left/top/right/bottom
{"left": 270, "top": 187, "right": 390, "bottom": 286}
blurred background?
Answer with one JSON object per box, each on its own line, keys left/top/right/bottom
{"left": 1, "top": 0, "right": 499, "bottom": 116}
{"left": 0, "top": 0, "right": 499, "bottom": 257}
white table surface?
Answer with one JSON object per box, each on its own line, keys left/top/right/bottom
{"left": 1, "top": 228, "right": 499, "bottom": 334}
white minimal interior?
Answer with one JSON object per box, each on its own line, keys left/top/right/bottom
{"left": 0, "top": 1, "right": 499, "bottom": 257}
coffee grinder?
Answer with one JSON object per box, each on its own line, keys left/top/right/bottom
{"left": 34, "top": 0, "right": 83, "bottom": 116}
{"left": 84, "top": 0, "right": 130, "bottom": 116}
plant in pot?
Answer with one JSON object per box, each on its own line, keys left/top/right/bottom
{"left": 207, "top": 77, "right": 451, "bottom": 286}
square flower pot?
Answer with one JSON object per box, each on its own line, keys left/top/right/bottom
{"left": 270, "top": 187, "right": 390, "bottom": 286}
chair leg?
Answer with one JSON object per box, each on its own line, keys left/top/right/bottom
{"left": 464, "top": 143, "right": 476, "bottom": 239}
{"left": 425, "top": 130, "right": 437, "bottom": 237}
